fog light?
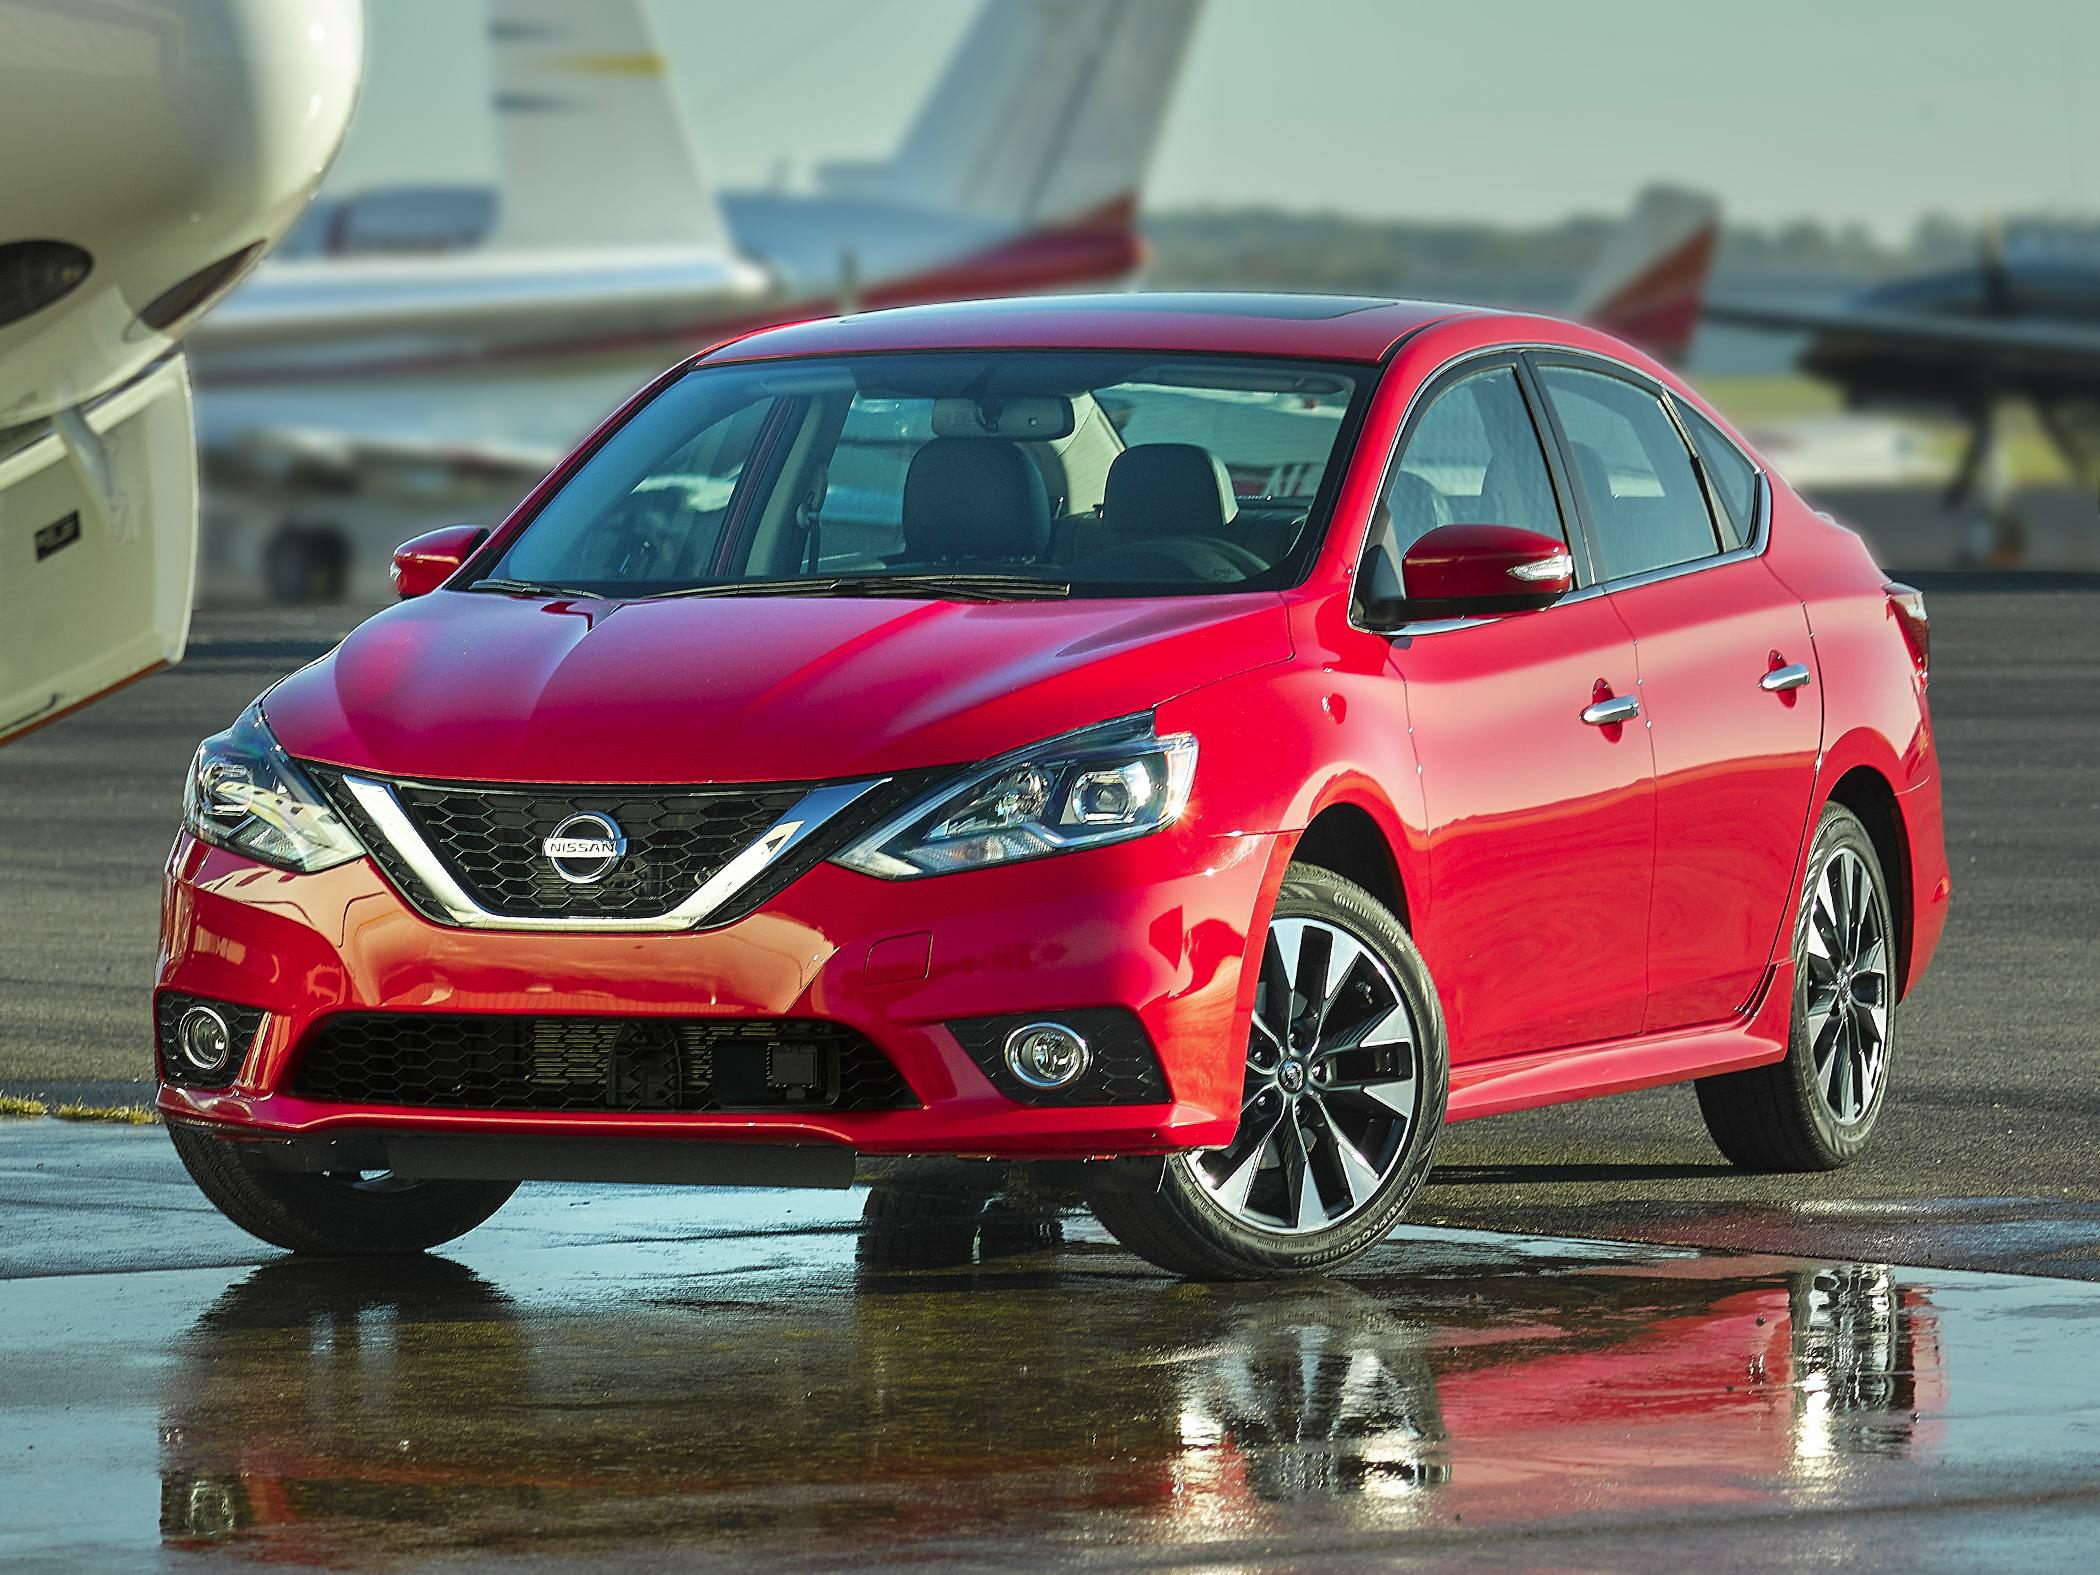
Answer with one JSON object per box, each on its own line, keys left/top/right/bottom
{"left": 1003, "top": 1022, "right": 1090, "bottom": 1090}
{"left": 176, "top": 1005, "right": 235, "bottom": 1079}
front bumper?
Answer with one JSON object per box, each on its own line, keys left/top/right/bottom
{"left": 156, "top": 822, "right": 1280, "bottom": 1160}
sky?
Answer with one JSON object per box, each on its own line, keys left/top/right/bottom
{"left": 328, "top": 0, "right": 2100, "bottom": 241}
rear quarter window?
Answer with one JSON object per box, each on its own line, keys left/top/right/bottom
{"left": 1677, "top": 402, "right": 1760, "bottom": 550}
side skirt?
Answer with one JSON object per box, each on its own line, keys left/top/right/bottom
{"left": 1445, "top": 961, "right": 1794, "bottom": 1123}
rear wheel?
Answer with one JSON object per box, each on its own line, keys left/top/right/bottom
{"left": 168, "top": 1123, "right": 517, "bottom": 1254}
{"left": 1696, "top": 803, "right": 1896, "bottom": 1170}
{"left": 1087, "top": 865, "right": 1448, "bottom": 1280}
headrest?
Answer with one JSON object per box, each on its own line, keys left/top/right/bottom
{"left": 901, "top": 438, "right": 1051, "bottom": 561}
{"left": 1477, "top": 451, "right": 1556, "bottom": 530}
{"left": 1386, "top": 471, "right": 1448, "bottom": 543}
{"left": 1568, "top": 441, "right": 1615, "bottom": 509}
{"left": 1103, "top": 444, "right": 1239, "bottom": 538}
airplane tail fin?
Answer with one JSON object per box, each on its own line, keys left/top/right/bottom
{"left": 820, "top": 0, "right": 1203, "bottom": 230}
{"left": 1571, "top": 184, "right": 1720, "bottom": 364}
{"left": 486, "top": 0, "right": 728, "bottom": 253}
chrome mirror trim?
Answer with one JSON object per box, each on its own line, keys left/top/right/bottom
{"left": 340, "top": 776, "right": 884, "bottom": 932}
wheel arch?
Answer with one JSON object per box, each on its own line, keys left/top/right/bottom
{"left": 1822, "top": 762, "right": 1915, "bottom": 998}
{"left": 1275, "top": 775, "right": 1422, "bottom": 936}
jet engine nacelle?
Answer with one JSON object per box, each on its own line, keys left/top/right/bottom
{"left": 0, "top": 0, "right": 364, "bottom": 424}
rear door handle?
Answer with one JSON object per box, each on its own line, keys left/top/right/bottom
{"left": 1581, "top": 694, "right": 1641, "bottom": 726}
{"left": 1760, "top": 662, "right": 1813, "bottom": 693}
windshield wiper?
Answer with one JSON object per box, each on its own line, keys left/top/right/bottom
{"left": 644, "top": 573, "right": 1072, "bottom": 603}
{"left": 466, "top": 577, "right": 608, "bottom": 601}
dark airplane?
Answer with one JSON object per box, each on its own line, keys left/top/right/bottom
{"left": 1708, "top": 226, "right": 2100, "bottom": 560}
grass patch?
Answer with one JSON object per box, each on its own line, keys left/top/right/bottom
{"left": 51, "top": 1102, "right": 159, "bottom": 1126}
{"left": 0, "top": 1094, "right": 49, "bottom": 1118}
{"left": 1698, "top": 373, "right": 2072, "bottom": 487}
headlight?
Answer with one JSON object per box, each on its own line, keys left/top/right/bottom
{"left": 835, "top": 714, "right": 1196, "bottom": 879}
{"left": 182, "top": 704, "right": 365, "bottom": 873}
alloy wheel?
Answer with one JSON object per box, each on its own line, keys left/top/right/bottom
{"left": 1187, "top": 916, "right": 1423, "bottom": 1234}
{"left": 1803, "top": 846, "right": 1891, "bottom": 1126}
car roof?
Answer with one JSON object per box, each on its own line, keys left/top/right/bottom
{"left": 698, "top": 293, "right": 1488, "bottom": 366}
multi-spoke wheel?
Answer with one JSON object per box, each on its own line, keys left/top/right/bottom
{"left": 168, "top": 1123, "right": 518, "bottom": 1254}
{"left": 1697, "top": 804, "right": 1898, "bottom": 1171}
{"left": 1803, "top": 846, "right": 1892, "bottom": 1126}
{"left": 1086, "top": 865, "right": 1448, "bottom": 1279}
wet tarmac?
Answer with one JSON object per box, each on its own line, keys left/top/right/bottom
{"left": 6, "top": 1124, "right": 2100, "bottom": 1572}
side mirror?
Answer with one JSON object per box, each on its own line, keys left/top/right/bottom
{"left": 1363, "top": 523, "right": 1574, "bottom": 628}
{"left": 390, "top": 525, "right": 488, "bottom": 600}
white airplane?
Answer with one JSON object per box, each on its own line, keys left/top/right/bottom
{"left": 191, "top": 0, "right": 1207, "bottom": 601}
{"left": 0, "top": 0, "right": 362, "bottom": 743}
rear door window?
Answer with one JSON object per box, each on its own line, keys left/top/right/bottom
{"left": 1536, "top": 364, "right": 1721, "bottom": 581}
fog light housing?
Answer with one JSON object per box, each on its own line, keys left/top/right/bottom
{"left": 1002, "top": 1022, "right": 1091, "bottom": 1090}
{"left": 176, "top": 1006, "right": 235, "bottom": 1080}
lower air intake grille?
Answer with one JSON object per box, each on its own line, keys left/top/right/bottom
{"left": 155, "top": 993, "right": 267, "bottom": 1088}
{"left": 947, "top": 1008, "right": 1170, "bottom": 1107}
{"left": 291, "top": 1015, "right": 917, "bottom": 1113}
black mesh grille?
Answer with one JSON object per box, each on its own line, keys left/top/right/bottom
{"left": 399, "top": 781, "right": 800, "bottom": 919}
{"left": 305, "top": 767, "right": 940, "bottom": 928}
{"left": 290, "top": 1014, "right": 918, "bottom": 1113}
{"left": 948, "top": 1008, "right": 1170, "bottom": 1107}
{"left": 156, "top": 992, "right": 267, "bottom": 1088}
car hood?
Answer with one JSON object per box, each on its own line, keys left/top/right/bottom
{"left": 264, "top": 589, "right": 1292, "bottom": 784}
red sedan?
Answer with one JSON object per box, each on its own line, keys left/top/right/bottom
{"left": 158, "top": 294, "right": 1947, "bottom": 1278}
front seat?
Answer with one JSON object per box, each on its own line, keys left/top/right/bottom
{"left": 1079, "top": 443, "right": 1268, "bottom": 582}
{"left": 900, "top": 438, "right": 1051, "bottom": 564}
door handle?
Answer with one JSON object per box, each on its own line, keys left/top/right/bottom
{"left": 1581, "top": 694, "right": 1641, "bottom": 726}
{"left": 1760, "top": 662, "right": 1813, "bottom": 693}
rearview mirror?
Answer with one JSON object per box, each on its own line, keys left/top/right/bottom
{"left": 390, "top": 524, "right": 488, "bottom": 600}
{"left": 1361, "top": 523, "right": 1574, "bottom": 629}
{"left": 929, "top": 396, "right": 1075, "bottom": 440}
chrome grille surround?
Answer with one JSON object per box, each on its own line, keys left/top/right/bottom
{"left": 309, "top": 769, "right": 888, "bottom": 933}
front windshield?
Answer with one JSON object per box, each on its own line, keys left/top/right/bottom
{"left": 480, "top": 351, "right": 1371, "bottom": 599}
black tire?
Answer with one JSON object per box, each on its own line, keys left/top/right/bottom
{"left": 1086, "top": 865, "right": 1448, "bottom": 1280}
{"left": 168, "top": 1122, "right": 518, "bottom": 1254}
{"left": 1696, "top": 803, "right": 1897, "bottom": 1171}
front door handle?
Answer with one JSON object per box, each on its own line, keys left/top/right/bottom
{"left": 1581, "top": 694, "right": 1641, "bottom": 726}
{"left": 1760, "top": 662, "right": 1813, "bottom": 693}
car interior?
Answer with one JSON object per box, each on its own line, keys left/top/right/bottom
{"left": 505, "top": 356, "right": 1366, "bottom": 595}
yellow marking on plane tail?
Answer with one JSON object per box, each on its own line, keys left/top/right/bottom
{"left": 552, "top": 52, "right": 665, "bottom": 76}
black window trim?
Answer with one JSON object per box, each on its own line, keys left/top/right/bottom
{"left": 1670, "top": 393, "right": 1758, "bottom": 551}
{"left": 1345, "top": 341, "right": 1771, "bottom": 638}
{"left": 1522, "top": 348, "right": 1771, "bottom": 601}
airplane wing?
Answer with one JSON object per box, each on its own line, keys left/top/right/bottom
{"left": 192, "top": 249, "right": 769, "bottom": 360}
{"left": 1706, "top": 295, "right": 2100, "bottom": 364}
{"left": 205, "top": 425, "right": 562, "bottom": 494}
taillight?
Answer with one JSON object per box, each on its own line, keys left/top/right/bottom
{"left": 1886, "top": 581, "right": 1929, "bottom": 684}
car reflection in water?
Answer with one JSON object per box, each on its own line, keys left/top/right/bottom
{"left": 158, "top": 1183, "right": 1946, "bottom": 1564}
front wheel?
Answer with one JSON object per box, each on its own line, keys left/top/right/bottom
{"left": 1087, "top": 865, "right": 1448, "bottom": 1280}
{"left": 1696, "top": 803, "right": 1897, "bottom": 1170}
{"left": 169, "top": 1123, "right": 518, "bottom": 1254}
